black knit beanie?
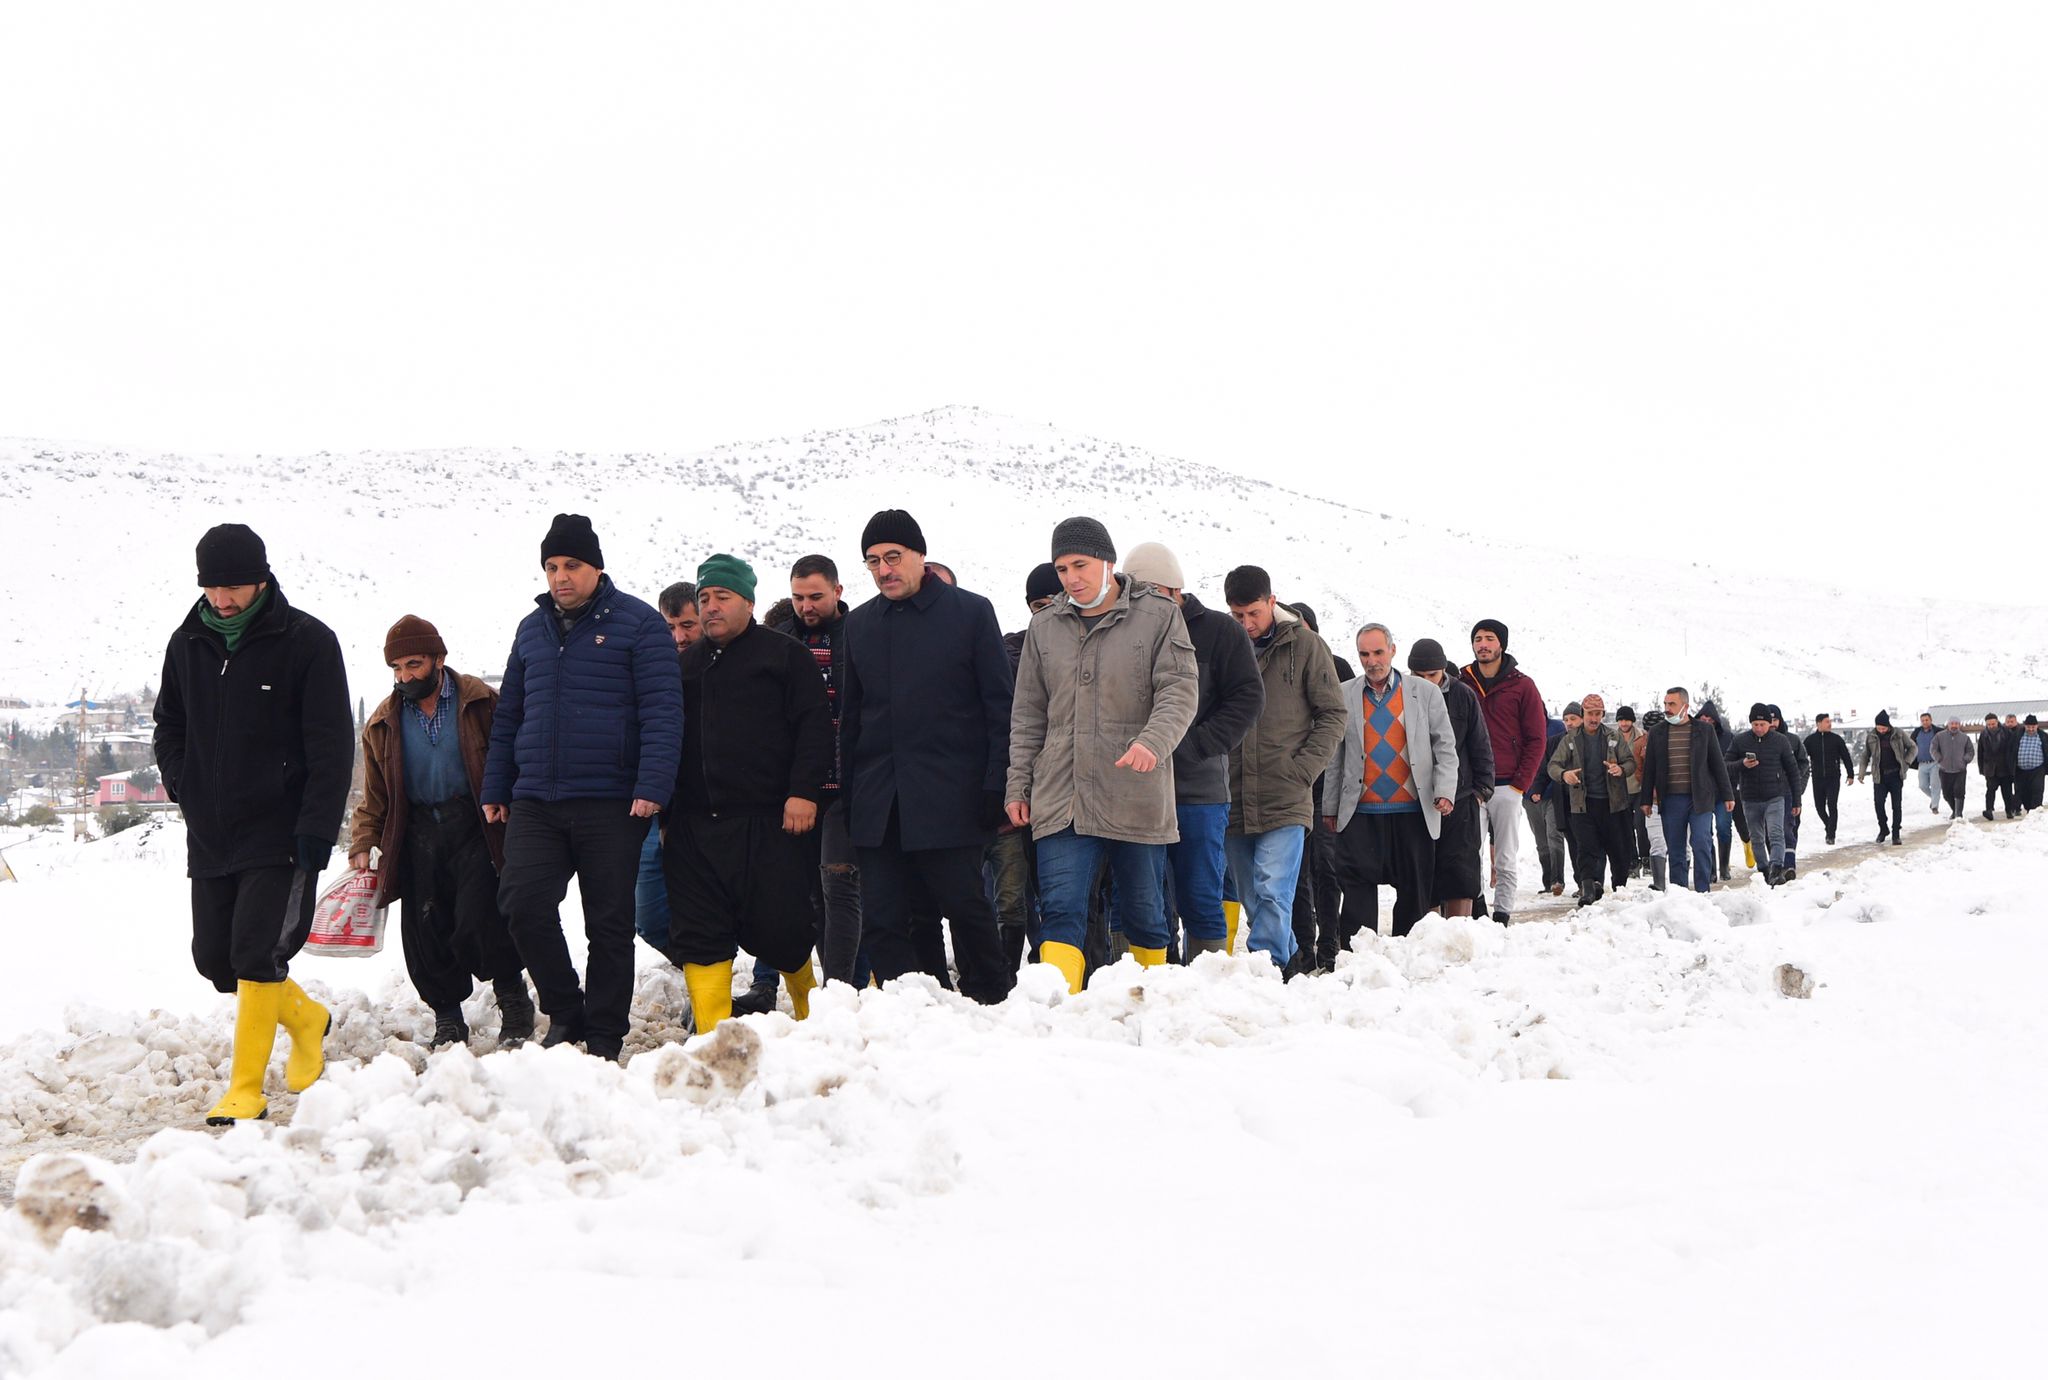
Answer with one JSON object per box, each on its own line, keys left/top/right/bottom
{"left": 1050, "top": 516, "right": 1115, "bottom": 563}
{"left": 1024, "top": 562, "right": 1061, "bottom": 604}
{"left": 1748, "top": 702, "right": 1772, "bottom": 723}
{"left": 541, "top": 513, "right": 604, "bottom": 569}
{"left": 1875, "top": 710, "right": 1891, "bottom": 727}
{"left": 1405, "top": 638, "right": 1448, "bottom": 674}
{"left": 1470, "top": 618, "right": 1509, "bottom": 651}
{"left": 195, "top": 524, "right": 270, "bottom": 586}
{"left": 860, "top": 509, "right": 927, "bottom": 555}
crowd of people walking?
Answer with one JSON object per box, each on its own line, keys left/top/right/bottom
{"left": 151, "top": 517, "right": 2047, "bottom": 1124}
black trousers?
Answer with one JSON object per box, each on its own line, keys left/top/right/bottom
{"left": 191, "top": 865, "right": 319, "bottom": 992}
{"left": 497, "top": 799, "right": 649, "bottom": 1045}
{"left": 1983, "top": 776, "right": 2006, "bottom": 814}
{"left": 2019, "top": 766, "right": 2046, "bottom": 812}
{"left": 1812, "top": 776, "right": 1842, "bottom": 839}
{"left": 663, "top": 810, "right": 818, "bottom": 975}
{"left": 1566, "top": 809, "right": 1632, "bottom": 892}
{"left": 1308, "top": 814, "right": 1344, "bottom": 968}
{"left": 1873, "top": 775, "right": 1904, "bottom": 835}
{"left": 1331, "top": 810, "right": 1433, "bottom": 940}
{"left": 857, "top": 807, "right": 1012, "bottom": 1004}
{"left": 1940, "top": 770, "right": 1967, "bottom": 815}
{"left": 400, "top": 801, "right": 522, "bottom": 1012}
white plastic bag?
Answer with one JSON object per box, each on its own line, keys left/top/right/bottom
{"left": 305, "top": 867, "right": 387, "bottom": 957}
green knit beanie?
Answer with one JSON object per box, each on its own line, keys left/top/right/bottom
{"left": 696, "top": 552, "right": 757, "bottom": 603}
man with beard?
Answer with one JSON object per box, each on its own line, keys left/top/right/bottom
{"left": 350, "top": 616, "right": 531, "bottom": 1049}
{"left": 1460, "top": 619, "right": 1546, "bottom": 923}
{"left": 153, "top": 524, "right": 353, "bottom": 1123}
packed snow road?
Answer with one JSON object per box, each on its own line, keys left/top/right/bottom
{"left": 2, "top": 811, "right": 2044, "bottom": 1377}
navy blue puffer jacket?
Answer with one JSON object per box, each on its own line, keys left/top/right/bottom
{"left": 480, "top": 577, "right": 684, "bottom": 805}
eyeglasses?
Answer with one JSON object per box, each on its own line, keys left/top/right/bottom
{"left": 863, "top": 550, "right": 908, "bottom": 570}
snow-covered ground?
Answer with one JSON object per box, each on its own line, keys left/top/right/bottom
{"left": 3, "top": 787, "right": 2044, "bottom": 1377}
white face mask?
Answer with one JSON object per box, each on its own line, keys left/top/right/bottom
{"left": 1665, "top": 712, "right": 1686, "bottom": 725}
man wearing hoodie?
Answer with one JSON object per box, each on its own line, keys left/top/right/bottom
{"left": 1728, "top": 705, "right": 1802, "bottom": 886}
{"left": 1007, "top": 518, "right": 1199, "bottom": 993}
{"left": 1460, "top": 619, "right": 1547, "bottom": 922}
{"left": 154, "top": 524, "right": 353, "bottom": 1125}
{"left": 1123, "top": 542, "right": 1263, "bottom": 962}
{"left": 1639, "top": 687, "right": 1736, "bottom": 893}
{"left": 1802, "top": 712, "right": 1855, "bottom": 847}
{"left": 1859, "top": 710, "right": 1914, "bottom": 844}
{"left": 1223, "top": 565, "right": 1344, "bottom": 975}
{"left": 1931, "top": 716, "right": 1975, "bottom": 818}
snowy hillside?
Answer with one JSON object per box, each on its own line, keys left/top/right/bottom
{"left": 4, "top": 405, "right": 2043, "bottom": 714}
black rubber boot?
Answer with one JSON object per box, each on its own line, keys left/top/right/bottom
{"left": 495, "top": 977, "right": 537, "bottom": 1047}
{"left": 730, "top": 968, "right": 780, "bottom": 1017}
{"left": 429, "top": 1007, "right": 470, "bottom": 1049}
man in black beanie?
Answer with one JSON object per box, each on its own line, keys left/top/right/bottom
{"left": 842, "top": 509, "right": 1018, "bottom": 1002}
{"left": 1459, "top": 617, "right": 1546, "bottom": 923}
{"left": 154, "top": 524, "right": 354, "bottom": 1124}
{"left": 481, "top": 514, "right": 683, "bottom": 1060}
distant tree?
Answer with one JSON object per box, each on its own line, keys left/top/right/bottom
{"left": 23, "top": 804, "right": 58, "bottom": 827}
{"left": 97, "top": 741, "right": 116, "bottom": 773}
{"left": 132, "top": 765, "right": 160, "bottom": 793}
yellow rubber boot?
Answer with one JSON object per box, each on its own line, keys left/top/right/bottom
{"left": 278, "top": 978, "right": 330, "bottom": 1093}
{"left": 782, "top": 958, "right": 818, "bottom": 1021}
{"left": 1130, "top": 946, "right": 1167, "bottom": 968}
{"left": 683, "top": 961, "right": 734, "bottom": 1035}
{"left": 1041, "top": 941, "right": 1086, "bottom": 994}
{"left": 206, "top": 980, "right": 283, "bottom": 1125}
{"left": 1742, "top": 841, "right": 1755, "bottom": 869}
{"left": 1224, "top": 901, "right": 1243, "bottom": 955}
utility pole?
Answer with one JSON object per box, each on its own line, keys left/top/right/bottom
{"left": 74, "top": 686, "right": 90, "bottom": 839}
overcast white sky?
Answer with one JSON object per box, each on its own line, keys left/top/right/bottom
{"left": 3, "top": 3, "right": 2043, "bottom": 600}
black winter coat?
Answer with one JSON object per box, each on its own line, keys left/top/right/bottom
{"left": 1728, "top": 729, "right": 1802, "bottom": 802}
{"left": 1440, "top": 673, "right": 1497, "bottom": 804}
{"left": 1170, "top": 595, "right": 1264, "bottom": 807}
{"left": 1979, "top": 725, "right": 2010, "bottom": 779}
{"left": 153, "top": 582, "right": 354, "bottom": 878}
{"left": 841, "top": 576, "right": 1014, "bottom": 850}
{"left": 1640, "top": 713, "right": 1736, "bottom": 812}
{"left": 672, "top": 622, "right": 831, "bottom": 815}
{"left": 1803, "top": 730, "right": 1855, "bottom": 785}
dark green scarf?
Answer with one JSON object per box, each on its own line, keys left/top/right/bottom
{"left": 200, "top": 585, "right": 271, "bottom": 652}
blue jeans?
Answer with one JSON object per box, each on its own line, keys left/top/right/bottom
{"left": 1166, "top": 804, "right": 1229, "bottom": 943}
{"left": 1780, "top": 793, "right": 1801, "bottom": 864}
{"left": 633, "top": 826, "right": 669, "bottom": 948}
{"left": 1037, "top": 828, "right": 1168, "bottom": 951}
{"left": 1225, "top": 826, "right": 1307, "bottom": 965}
{"left": 1741, "top": 797, "right": 1786, "bottom": 872}
{"left": 1917, "top": 761, "right": 1939, "bottom": 807}
{"left": 1660, "top": 794, "right": 1718, "bottom": 892}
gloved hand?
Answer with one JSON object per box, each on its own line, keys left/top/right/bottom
{"left": 979, "top": 789, "right": 1009, "bottom": 832}
{"left": 294, "top": 834, "right": 334, "bottom": 875}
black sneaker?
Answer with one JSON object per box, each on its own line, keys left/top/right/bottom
{"left": 584, "top": 1037, "right": 623, "bottom": 1063}
{"left": 1876, "top": 828, "right": 1889, "bottom": 843}
{"left": 429, "top": 1008, "right": 469, "bottom": 1049}
{"left": 540, "top": 1008, "right": 586, "bottom": 1049}
{"left": 1783, "top": 865, "right": 1797, "bottom": 882}
{"left": 1495, "top": 910, "right": 1513, "bottom": 926}
{"left": 1892, "top": 832, "right": 1902, "bottom": 845}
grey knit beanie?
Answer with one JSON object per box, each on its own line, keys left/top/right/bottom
{"left": 1050, "top": 516, "right": 1116, "bottom": 563}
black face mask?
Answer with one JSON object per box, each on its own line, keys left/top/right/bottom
{"left": 396, "top": 672, "right": 440, "bottom": 704}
